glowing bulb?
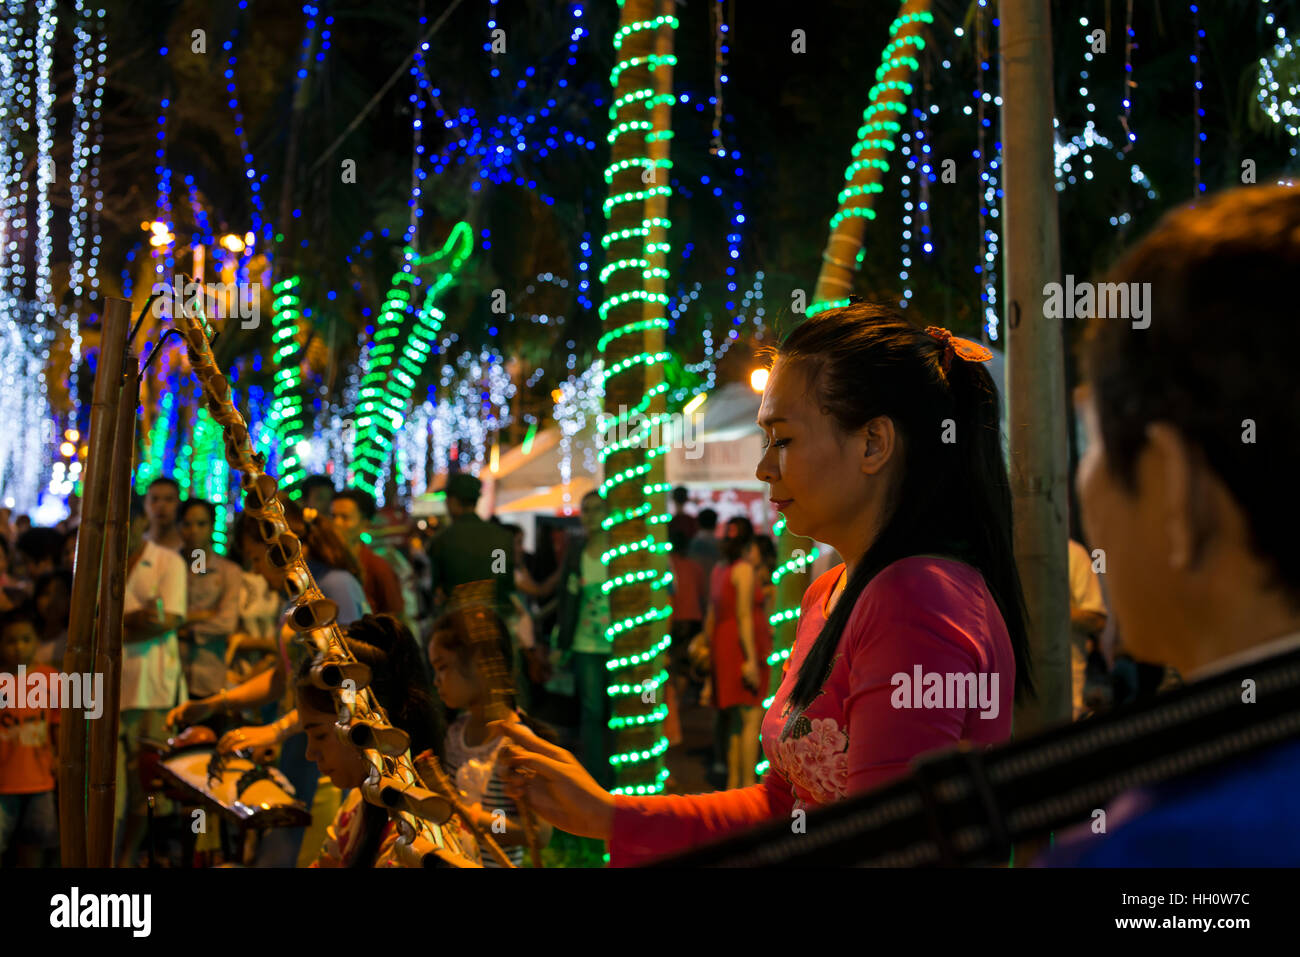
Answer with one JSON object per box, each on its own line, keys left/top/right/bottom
{"left": 221, "top": 233, "right": 245, "bottom": 253}
{"left": 683, "top": 393, "right": 706, "bottom": 415}
{"left": 60, "top": 442, "right": 76, "bottom": 457}
{"left": 244, "top": 231, "right": 255, "bottom": 247}
{"left": 749, "top": 367, "right": 769, "bottom": 392}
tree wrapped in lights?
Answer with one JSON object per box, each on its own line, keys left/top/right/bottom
{"left": 598, "top": 0, "right": 677, "bottom": 796}
{"left": 350, "top": 222, "right": 473, "bottom": 498}
{"left": 264, "top": 275, "right": 312, "bottom": 492}
{"left": 810, "top": 1, "right": 933, "bottom": 314}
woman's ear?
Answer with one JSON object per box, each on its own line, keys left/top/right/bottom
{"left": 860, "top": 415, "right": 898, "bottom": 476}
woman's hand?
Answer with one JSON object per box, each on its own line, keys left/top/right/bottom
{"left": 166, "top": 698, "right": 214, "bottom": 729}
{"left": 217, "top": 724, "right": 278, "bottom": 754}
{"left": 741, "top": 658, "right": 760, "bottom": 693}
{"left": 492, "top": 717, "right": 616, "bottom": 841}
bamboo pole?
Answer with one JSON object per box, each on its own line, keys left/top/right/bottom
{"left": 59, "top": 297, "right": 131, "bottom": 867}
{"left": 87, "top": 361, "right": 138, "bottom": 867}
{"left": 999, "top": 0, "right": 1071, "bottom": 736}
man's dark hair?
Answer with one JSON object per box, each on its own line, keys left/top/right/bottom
{"left": 302, "top": 474, "right": 337, "bottom": 499}
{"left": 671, "top": 485, "right": 689, "bottom": 506}
{"left": 146, "top": 476, "right": 180, "bottom": 496}
{"left": 1084, "top": 184, "right": 1300, "bottom": 604}
{"left": 180, "top": 498, "right": 217, "bottom": 526}
{"left": 16, "top": 528, "right": 64, "bottom": 566}
{"left": 0, "top": 604, "right": 39, "bottom": 636}
{"left": 334, "top": 487, "right": 377, "bottom": 521}
{"left": 696, "top": 508, "right": 718, "bottom": 531}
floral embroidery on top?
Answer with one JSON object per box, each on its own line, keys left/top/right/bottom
{"left": 773, "top": 716, "right": 849, "bottom": 805}
{"left": 774, "top": 651, "right": 847, "bottom": 804}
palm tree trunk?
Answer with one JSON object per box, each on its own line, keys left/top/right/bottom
{"left": 599, "top": 0, "right": 677, "bottom": 795}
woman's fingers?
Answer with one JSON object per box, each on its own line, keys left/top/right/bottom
{"left": 497, "top": 746, "right": 573, "bottom": 784}
{"left": 489, "top": 719, "right": 573, "bottom": 764}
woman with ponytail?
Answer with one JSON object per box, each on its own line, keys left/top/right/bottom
{"left": 301, "top": 614, "right": 449, "bottom": 867}
{"left": 491, "top": 304, "right": 1033, "bottom": 866}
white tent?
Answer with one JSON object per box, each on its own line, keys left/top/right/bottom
{"left": 665, "top": 382, "right": 765, "bottom": 488}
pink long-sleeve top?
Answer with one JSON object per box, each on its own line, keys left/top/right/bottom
{"left": 610, "top": 556, "right": 1016, "bottom": 866}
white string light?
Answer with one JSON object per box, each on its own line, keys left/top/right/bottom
{"left": 1256, "top": 0, "right": 1298, "bottom": 169}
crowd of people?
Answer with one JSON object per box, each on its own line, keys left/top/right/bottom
{"left": 0, "top": 454, "right": 788, "bottom": 867}
{"left": 2, "top": 183, "right": 1296, "bottom": 867}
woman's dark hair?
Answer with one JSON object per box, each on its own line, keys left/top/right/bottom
{"left": 768, "top": 303, "right": 1033, "bottom": 710}
{"left": 16, "top": 528, "right": 63, "bottom": 567}
{"left": 1084, "top": 185, "right": 1300, "bottom": 607}
{"left": 180, "top": 498, "right": 217, "bottom": 526}
{"left": 33, "top": 566, "right": 72, "bottom": 605}
{"left": 280, "top": 498, "right": 362, "bottom": 580}
{"left": 295, "top": 613, "right": 444, "bottom": 868}
{"left": 720, "top": 515, "right": 755, "bottom": 564}
{"left": 753, "top": 534, "right": 777, "bottom": 577}
{"left": 429, "top": 605, "right": 557, "bottom": 745}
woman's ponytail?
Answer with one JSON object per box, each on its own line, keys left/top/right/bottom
{"left": 944, "top": 357, "right": 1034, "bottom": 702}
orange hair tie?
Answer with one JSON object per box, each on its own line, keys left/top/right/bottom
{"left": 924, "top": 326, "right": 993, "bottom": 373}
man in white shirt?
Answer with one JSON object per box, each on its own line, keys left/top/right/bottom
{"left": 116, "top": 512, "right": 187, "bottom": 867}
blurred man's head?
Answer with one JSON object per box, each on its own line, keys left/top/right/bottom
{"left": 331, "top": 488, "right": 376, "bottom": 550}
{"left": 696, "top": 508, "right": 718, "bottom": 533}
{"left": 1079, "top": 185, "right": 1300, "bottom": 675}
{"left": 16, "top": 528, "right": 63, "bottom": 578}
{"left": 179, "top": 499, "right": 217, "bottom": 556}
{"left": 144, "top": 477, "right": 180, "bottom": 531}
{"left": 444, "top": 474, "right": 482, "bottom": 520}
{"left": 301, "top": 475, "right": 337, "bottom": 518}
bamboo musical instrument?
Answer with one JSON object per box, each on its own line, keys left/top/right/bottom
{"left": 60, "top": 297, "right": 131, "bottom": 867}
{"left": 454, "top": 580, "right": 544, "bottom": 867}
{"left": 172, "top": 287, "right": 478, "bottom": 867}
{"left": 87, "top": 351, "right": 138, "bottom": 866}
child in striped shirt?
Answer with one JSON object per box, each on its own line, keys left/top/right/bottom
{"left": 429, "top": 607, "right": 553, "bottom": 867}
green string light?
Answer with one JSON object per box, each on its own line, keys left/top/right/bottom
{"left": 268, "top": 276, "right": 309, "bottom": 491}
{"left": 351, "top": 222, "right": 472, "bottom": 496}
